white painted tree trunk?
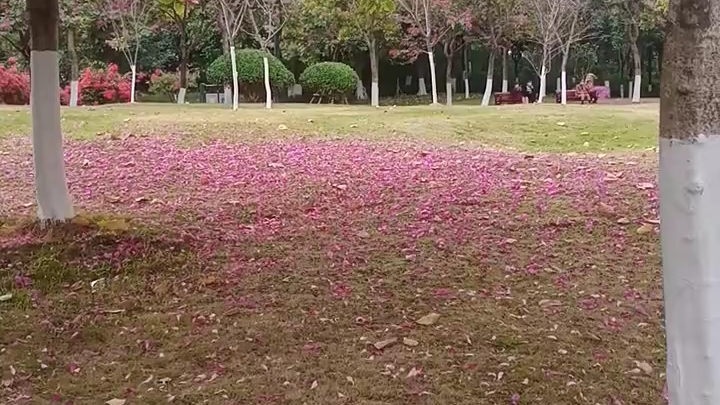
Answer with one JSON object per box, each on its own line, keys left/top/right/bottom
{"left": 620, "top": 84, "right": 625, "bottom": 98}
{"left": 130, "top": 65, "right": 137, "bottom": 104}
{"left": 628, "top": 81, "right": 633, "bottom": 99}
{"left": 30, "top": 51, "right": 74, "bottom": 222}
{"left": 69, "top": 80, "right": 79, "bottom": 107}
{"left": 230, "top": 46, "right": 239, "bottom": 110}
{"left": 371, "top": 81, "right": 379, "bottom": 107}
{"left": 632, "top": 74, "right": 642, "bottom": 103}
{"left": 355, "top": 77, "right": 367, "bottom": 100}
{"left": 263, "top": 56, "right": 271, "bottom": 109}
{"left": 446, "top": 82, "right": 452, "bottom": 106}
{"left": 538, "top": 65, "right": 547, "bottom": 104}
{"left": 502, "top": 53, "right": 508, "bottom": 93}
{"left": 480, "top": 54, "right": 494, "bottom": 107}
{"left": 177, "top": 88, "right": 186, "bottom": 104}
{"left": 464, "top": 78, "right": 470, "bottom": 98}
{"left": 428, "top": 51, "right": 439, "bottom": 105}
{"left": 604, "top": 80, "right": 611, "bottom": 97}
{"left": 556, "top": 76, "right": 561, "bottom": 92}
{"left": 561, "top": 70, "right": 567, "bottom": 105}
{"left": 417, "top": 77, "right": 427, "bottom": 96}
{"left": 224, "top": 85, "right": 232, "bottom": 105}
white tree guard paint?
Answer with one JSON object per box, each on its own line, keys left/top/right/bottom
{"left": 445, "top": 82, "right": 452, "bottom": 106}
{"left": 620, "top": 84, "right": 625, "bottom": 99}
{"left": 417, "top": 77, "right": 427, "bottom": 96}
{"left": 628, "top": 81, "right": 633, "bottom": 99}
{"left": 428, "top": 51, "right": 439, "bottom": 105}
{"left": 177, "top": 88, "right": 186, "bottom": 104}
{"left": 129, "top": 65, "right": 137, "bottom": 103}
{"left": 660, "top": 135, "right": 720, "bottom": 405}
{"left": 556, "top": 76, "right": 561, "bottom": 92}
{"left": 30, "top": 50, "right": 74, "bottom": 222}
{"left": 224, "top": 85, "right": 232, "bottom": 105}
{"left": 502, "top": 79, "right": 508, "bottom": 93}
{"left": 538, "top": 65, "right": 547, "bottom": 104}
{"left": 464, "top": 78, "right": 470, "bottom": 98}
{"left": 263, "top": 56, "right": 271, "bottom": 109}
{"left": 356, "top": 77, "right": 367, "bottom": 100}
{"left": 604, "top": 80, "right": 611, "bottom": 97}
{"left": 561, "top": 70, "right": 567, "bottom": 105}
{"left": 481, "top": 78, "right": 493, "bottom": 106}
{"left": 632, "top": 74, "right": 642, "bottom": 103}
{"left": 230, "top": 46, "right": 239, "bottom": 110}
{"left": 69, "top": 80, "right": 79, "bottom": 107}
{"left": 371, "top": 81, "right": 379, "bottom": 107}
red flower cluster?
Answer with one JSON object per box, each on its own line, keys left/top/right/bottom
{"left": 0, "top": 58, "right": 30, "bottom": 105}
{"left": 61, "top": 63, "right": 132, "bottom": 105}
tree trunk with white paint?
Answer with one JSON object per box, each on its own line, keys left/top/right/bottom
{"left": 230, "top": 45, "right": 239, "bottom": 110}
{"left": 27, "top": 0, "right": 74, "bottom": 222}
{"left": 130, "top": 65, "right": 137, "bottom": 103}
{"left": 560, "top": 49, "right": 569, "bottom": 105}
{"left": 445, "top": 52, "right": 453, "bottom": 106}
{"left": 481, "top": 53, "right": 494, "bottom": 106}
{"left": 501, "top": 52, "right": 508, "bottom": 93}
{"left": 355, "top": 76, "right": 366, "bottom": 100}
{"left": 417, "top": 54, "right": 427, "bottom": 96}
{"left": 263, "top": 56, "right": 271, "bottom": 109}
{"left": 428, "top": 50, "right": 439, "bottom": 105}
{"left": 369, "top": 39, "right": 379, "bottom": 107}
{"left": 177, "top": 24, "right": 188, "bottom": 104}
{"left": 67, "top": 28, "right": 79, "bottom": 107}
{"left": 631, "top": 41, "right": 642, "bottom": 103}
{"left": 660, "top": 2, "right": 720, "bottom": 404}
{"left": 538, "top": 64, "right": 547, "bottom": 104}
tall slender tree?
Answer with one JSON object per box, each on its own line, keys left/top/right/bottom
{"left": 244, "top": 0, "right": 286, "bottom": 109}
{"left": 214, "top": 0, "right": 247, "bottom": 110}
{"left": 659, "top": 0, "right": 720, "bottom": 404}
{"left": 27, "top": 0, "right": 74, "bottom": 222}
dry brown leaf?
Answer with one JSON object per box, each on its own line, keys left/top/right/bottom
{"left": 310, "top": 380, "right": 318, "bottom": 389}
{"left": 636, "top": 224, "right": 653, "bottom": 235}
{"left": 538, "top": 299, "right": 562, "bottom": 307}
{"left": 99, "top": 219, "right": 130, "bottom": 232}
{"left": 374, "top": 337, "right": 398, "bottom": 350}
{"left": 617, "top": 217, "right": 630, "bottom": 225}
{"left": 105, "top": 399, "right": 126, "bottom": 405}
{"left": 403, "top": 337, "right": 419, "bottom": 347}
{"left": 406, "top": 367, "right": 422, "bottom": 378}
{"left": 634, "top": 360, "right": 653, "bottom": 374}
{"left": 415, "top": 313, "right": 440, "bottom": 326}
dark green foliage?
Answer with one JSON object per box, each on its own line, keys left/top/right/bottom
{"left": 206, "top": 49, "right": 295, "bottom": 101}
{"left": 299, "top": 62, "right": 358, "bottom": 98}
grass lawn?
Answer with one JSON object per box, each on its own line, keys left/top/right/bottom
{"left": 0, "top": 103, "right": 663, "bottom": 405}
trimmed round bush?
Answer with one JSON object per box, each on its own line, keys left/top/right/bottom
{"left": 299, "top": 62, "right": 358, "bottom": 99}
{"left": 206, "top": 49, "right": 295, "bottom": 101}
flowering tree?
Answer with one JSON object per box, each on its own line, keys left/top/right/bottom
{"left": 243, "top": 0, "right": 287, "bottom": 109}
{"left": 102, "top": 0, "right": 152, "bottom": 104}
{"left": 395, "top": 0, "right": 470, "bottom": 105}
{"left": 214, "top": 0, "right": 247, "bottom": 110}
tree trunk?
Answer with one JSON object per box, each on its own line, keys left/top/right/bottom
{"left": 481, "top": 53, "right": 494, "bottom": 106}
{"left": 263, "top": 55, "right": 271, "bottom": 109}
{"left": 369, "top": 38, "right": 379, "bottom": 107}
{"left": 230, "top": 45, "right": 239, "bottom": 110}
{"left": 538, "top": 63, "right": 547, "bottom": 104}
{"left": 631, "top": 40, "right": 641, "bottom": 103}
{"left": 417, "top": 53, "right": 427, "bottom": 96}
{"left": 130, "top": 64, "right": 137, "bottom": 103}
{"left": 463, "top": 46, "right": 470, "bottom": 98}
{"left": 177, "top": 24, "right": 188, "bottom": 104}
{"left": 659, "top": 1, "right": 720, "bottom": 404}
{"left": 502, "top": 51, "right": 508, "bottom": 93}
{"left": 428, "top": 49, "right": 439, "bottom": 104}
{"left": 221, "top": 28, "right": 232, "bottom": 106}
{"left": 560, "top": 49, "right": 569, "bottom": 105}
{"left": 67, "top": 28, "right": 79, "bottom": 107}
{"left": 27, "top": 0, "right": 74, "bottom": 222}
{"left": 445, "top": 48, "right": 453, "bottom": 105}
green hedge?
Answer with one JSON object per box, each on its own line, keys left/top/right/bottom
{"left": 206, "top": 49, "right": 295, "bottom": 101}
{"left": 299, "top": 62, "right": 358, "bottom": 98}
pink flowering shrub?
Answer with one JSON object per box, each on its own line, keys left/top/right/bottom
{"left": 61, "top": 63, "right": 131, "bottom": 106}
{"left": 0, "top": 58, "right": 30, "bottom": 105}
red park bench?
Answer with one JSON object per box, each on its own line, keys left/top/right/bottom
{"left": 555, "top": 89, "right": 598, "bottom": 104}
{"left": 494, "top": 91, "right": 524, "bottom": 105}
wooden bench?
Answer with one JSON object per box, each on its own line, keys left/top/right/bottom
{"left": 555, "top": 89, "right": 598, "bottom": 104}
{"left": 494, "top": 91, "right": 524, "bottom": 105}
